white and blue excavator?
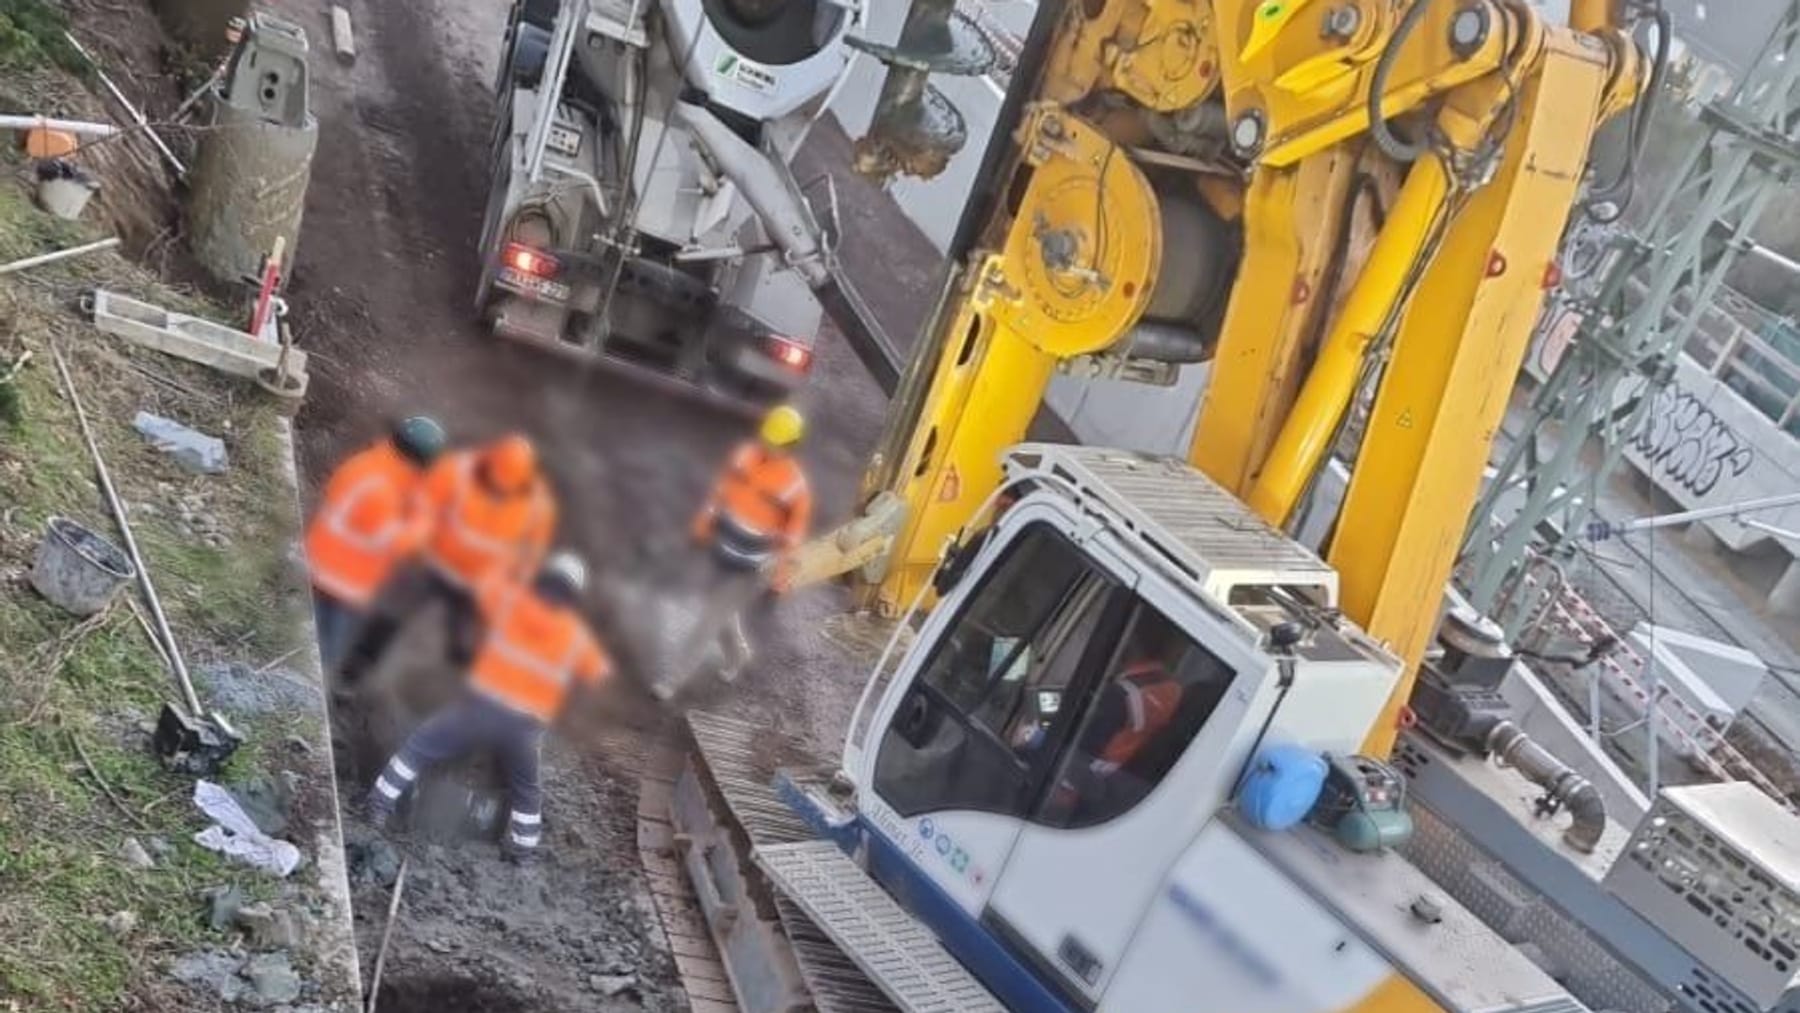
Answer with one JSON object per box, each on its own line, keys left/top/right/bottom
{"left": 652, "top": 0, "right": 1800, "bottom": 1012}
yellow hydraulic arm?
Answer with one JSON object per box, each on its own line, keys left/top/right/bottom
{"left": 832, "top": 0, "right": 1643, "bottom": 761}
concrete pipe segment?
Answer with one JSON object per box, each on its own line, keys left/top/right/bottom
{"left": 185, "top": 14, "right": 317, "bottom": 288}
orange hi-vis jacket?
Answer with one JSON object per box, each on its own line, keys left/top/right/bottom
{"left": 423, "top": 450, "right": 556, "bottom": 589}
{"left": 469, "top": 577, "right": 609, "bottom": 723}
{"left": 695, "top": 442, "right": 812, "bottom": 569}
{"left": 305, "top": 440, "right": 432, "bottom": 608}
{"left": 1091, "top": 661, "right": 1182, "bottom": 776}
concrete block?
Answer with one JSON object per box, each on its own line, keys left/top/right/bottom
{"left": 1770, "top": 557, "right": 1800, "bottom": 619}
{"left": 133, "top": 412, "right": 228, "bottom": 473}
{"left": 1628, "top": 622, "right": 1768, "bottom": 718}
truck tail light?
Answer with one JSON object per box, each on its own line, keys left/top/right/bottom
{"left": 503, "top": 241, "right": 561, "bottom": 279}
{"left": 769, "top": 335, "right": 813, "bottom": 374}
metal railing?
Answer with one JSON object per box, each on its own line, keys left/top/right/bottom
{"left": 1685, "top": 304, "right": 1800, "bottom": 435}
{"left": 1504, "top": 560, "right": 1792, "bottom": 808}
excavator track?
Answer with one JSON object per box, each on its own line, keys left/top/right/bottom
{"left": 658, "top": 710, "right": 897, "bottom": 1013}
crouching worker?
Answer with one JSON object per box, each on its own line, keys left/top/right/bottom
{"left": 365, "top": 551, "right": 609, "bottom": 859}
{"left": 304, "top": 416, "right": 445, "bottom": 670}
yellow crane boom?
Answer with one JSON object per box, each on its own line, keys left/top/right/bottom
{"left": 821, "top": 0, "right": 1644, "bottom": 762}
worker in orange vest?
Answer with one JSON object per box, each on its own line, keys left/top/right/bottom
{"left": 365, "top": 552, "right": 608, "bottom": 858}
{"left": 339, "top": 432, "right": 557, "bottom": 686}
{"left": 656, "top": 405, "right": 813, "bottom": 700}
{"left": 304, "top": 416, "right": 446, "bottom": 669}
{"left": 1086, "top": 658, "right": 1183, "bottom": 777}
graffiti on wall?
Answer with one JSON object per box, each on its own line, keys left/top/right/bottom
{"left": 1630, "top": 383, "right": 1756, "bottom": 497}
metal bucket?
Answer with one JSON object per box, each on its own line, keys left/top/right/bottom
{"left": 30, "top": 516, "right": 136, "bottom": 616}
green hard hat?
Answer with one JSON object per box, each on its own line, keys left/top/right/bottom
{"left": 391, "top": 415, "right": 446, "bottom": 465}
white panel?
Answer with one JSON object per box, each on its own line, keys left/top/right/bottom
{"left": 860, "top": 798, "right": 1021, "bottom": 914}
{"left": 1100, "top": 823, "right": 1392, "bottom": 1013}
{"left": 985, "top": 563, "right": 1270, "bottom": 999}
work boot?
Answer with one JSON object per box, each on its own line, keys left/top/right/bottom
{"left": 363, "top": 793, "right": 395, "bottom": 833}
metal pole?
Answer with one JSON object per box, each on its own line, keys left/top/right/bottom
{"left": 1593, "top": 491, "right": 1800, "bottom": 537}
{"left": 1590, "top": 664, "right": 1603, "bottom": 744}
{"left": 49, "top": 344, "right": 205, "bottom": 716}
{"left": 62, "top": 32, "right": 187, "bottom": 178}
{"left": 364, "top": 857, "right": 411, "bottom": 1013}
{"left": 1645, "top": 628, "right": 1661, "bottom": 800}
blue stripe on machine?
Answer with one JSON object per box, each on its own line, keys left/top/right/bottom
{"left": 857, "top": 816, "right": 1081, "bottom": 1013}
{"left": 780, "top": 775, "right": 1082, "bottom": 1012}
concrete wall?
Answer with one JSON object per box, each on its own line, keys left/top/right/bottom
{"left": 1621, "top": 355, "right": 1800, "bottom": 556}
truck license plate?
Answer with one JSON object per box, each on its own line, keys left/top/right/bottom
{"left": 498, "top": 267, "right": 571, "bottom": 302}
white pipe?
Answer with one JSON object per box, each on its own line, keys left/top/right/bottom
{"left": 0, "top": 237, "right": 121, "bottom": 275}
{"left": 1745, "top": 518, "right": 1800, "bottom": 541}
{"left": 0, "top": 114, "right": 118, "bottom": 137}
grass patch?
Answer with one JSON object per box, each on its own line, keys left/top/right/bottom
{"left": 0, "top": 158, "right": 312, "bottom": 1009}
{"left": 0, "top": 0, "right": 85, "bottom": 76}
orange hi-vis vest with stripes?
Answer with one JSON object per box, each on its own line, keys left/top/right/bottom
{"left": 702, "top": 442, "right": 812, "bottom": 568}
{"left": 423, "top": 450, "right": 556, "bottom": 589}
{"left": 1092, "top": 662, "right": 1182, "bottom": 775}
{"left": 469, "top": 577, "right": 609, "bottom": 723}
{"left": 305, "top": 441, "right": 430, "bottom": 607}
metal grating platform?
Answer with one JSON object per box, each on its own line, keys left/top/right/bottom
{"left": 686, "top": 711, "right": 818, "bottom": 845}
{"left": 686, "top": 712, "right": 897, "bottom": 1012}
{"left": 756, "top": 841, "right": 1005, "bottom": 1013}
{"left": 1003, "top": 444, "right": 1339, "bottom": 605}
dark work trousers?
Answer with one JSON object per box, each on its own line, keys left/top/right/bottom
{"left": 338, "top": 566, "right": 481, "bottom": 686}
{"left": 367, "top": 692, "right": 546, "bottom": 850}
{"left": 312, "top": 591, "right": 363, "bottom": 672}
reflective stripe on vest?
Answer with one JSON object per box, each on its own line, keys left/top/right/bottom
{"left": 717, "top": 447, "right": 802, "bottom": 540}
{"left": 712, "top": 511, "right": 776, "bottom": 568}
{"left": 473, "top": 586, "right": 583, "bottom": 715}
{"left": 1092, "top": 664, "right": 1180, "bottom": 776}
{"left": 323, "top": 473, "right": 406, "bottom": 554}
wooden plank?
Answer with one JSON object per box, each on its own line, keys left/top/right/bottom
{"left": 645, "top": 870, "right": 688, "bottom": 897}
{"left": 663, "top": 931, "right": 720, "bottom": 960}
{"left": 660, "top": 910, "right": 717, "bottom": 941}
{"left": 329, "top": 5, "right": 356, "bottom": 63}
{"left": 672, "top": 952, "right": 731, "bottom": 985}
{"left": 641, "top": 851, "right": 683, "bottom": 877}
{"left": 685, "top": 998, "right": 738, "bottom": 1013}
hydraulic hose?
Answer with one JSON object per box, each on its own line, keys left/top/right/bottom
{"left": 1366, "top": 0, "right": 1439, "bottom": 163}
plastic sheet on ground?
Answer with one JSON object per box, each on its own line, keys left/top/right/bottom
{"left": 192, "top": 779, "right": 301, "bottom": 876}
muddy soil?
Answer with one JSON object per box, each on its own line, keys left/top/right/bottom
{"left": 263, "top": 0, "right": 958, "bottom": 1005}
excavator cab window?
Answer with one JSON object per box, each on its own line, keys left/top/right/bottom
{"left": 875, "top": 524, "right": 1127, "bottom": 820}
{"left": 1036, "top": 605, "right": 1238, "bottom": 830}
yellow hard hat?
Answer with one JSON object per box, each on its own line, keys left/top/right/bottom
{"left": 760, "top": 405, "right": 805, "bottom": 448}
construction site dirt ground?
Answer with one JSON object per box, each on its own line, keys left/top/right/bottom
{"left": 271, "top": 0, "right": 958, "bottom": 1008}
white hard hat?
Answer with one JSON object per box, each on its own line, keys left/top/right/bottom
{"left": 542, "top": 551, "right": 588, "bottom": 595}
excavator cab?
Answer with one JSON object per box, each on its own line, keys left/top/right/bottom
{"left": 824, "top": 446, "right": 1494, "bottom": 1009}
